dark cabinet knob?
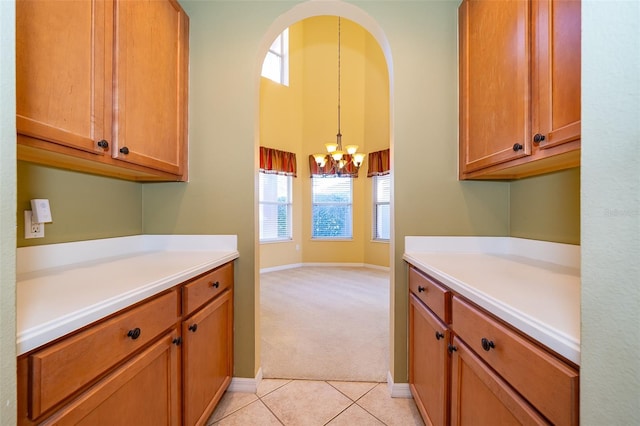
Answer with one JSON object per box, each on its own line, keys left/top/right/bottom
{"left": 172, "top": 337, "right": 182, "bottom": 346}
{"left": 127, "top": 327, "right": 141, "bottom": 340}
{"left": 435, "top": 331, "right": 445, "bottom": 340}
{"left": 119, "top": 146, "right": 130, "bottom": 155}
{"left": 448, "top": 344, "right": 458, "bottom": 354}
{"left": 188, "top": 324, "right": 198, "bottom": 333}
{"left": 481, "top": 337, "right": 495, "bottom": 351}
{"left": 97, "top": 139, "right": 109, "bottom": 149}
{"left": 418, "top": 286, "right": 426, "bottom": 293}
{"left": 533, "top": 133, "right": 546, "bottom": 143}
{"left": 513, "top": 143, "right": 524, "bottom": 151}
{"left": 211, "top": 281, "right": 220, "bottom": 289}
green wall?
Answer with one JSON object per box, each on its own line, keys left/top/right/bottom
{"left": 16, "top": 162, "right": 142, "bottom": 247}
{"left": 510, "top": 167, "right": 581, "bottom": 245}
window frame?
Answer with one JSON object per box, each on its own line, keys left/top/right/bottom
{"left": 311, "top": 176, "right": 354, "bottom": 240}
{"left": 372, "top": 174, "right": 390, "bottom": 241}
{"left": 259, "top": 172, "right": 293, "bottom": 243}
{"left": 261, "top": 28, "right": 289, "bottom": 86}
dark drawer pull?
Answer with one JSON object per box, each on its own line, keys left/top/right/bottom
{"left": 172, "top": 337, "right": 182, "bottom": 346}
{"left": 127, "top": 327, "right": 141, "bottom": 340}
{"left": 448, "top": 344, "right": 458, "bottom": 354}
{"left": 97, "top": 139, "right": 109, "bottom": 149}
{"left": 435, "top": 331, "right": 445, "bottom": 341}
{"left": 119, "top": 146, "right": 130, "bottom": 155}
{"left": 211, "top": 281, "right": 220, "bottom": 289}
{"left": 417, "top": 286, "right": 426, "bottom": 293}
{"left": 513, "top": 143, "right": 524, "bottom": 151}
{"left": 481, "top": 337, "right": 495, "bottom": 351}
{"left": 188, "top": 324, "right": 198, "bottom": 333}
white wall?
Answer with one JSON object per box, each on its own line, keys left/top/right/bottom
{"left": 581, "top": 1, "right": 640, "bottom": 423}
{"left": 0, "top": 0, "right": 17, "bottom": 424}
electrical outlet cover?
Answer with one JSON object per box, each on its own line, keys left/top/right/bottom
{"left": 25, "top": 210, "right": 45, "bottom": 239}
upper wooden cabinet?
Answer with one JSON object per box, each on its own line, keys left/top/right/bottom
{"left": 16, "top": 0, "right": 189, "bottom": 181}
{"left": 459, "top": 0, "right": 581, "bottom": 180}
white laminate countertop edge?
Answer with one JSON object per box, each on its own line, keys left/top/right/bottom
{"left": 403, "top": 237, "right": 581, "bottom": 365}
{"left": 17, "top": 235, "right": 239, "bottom": 356}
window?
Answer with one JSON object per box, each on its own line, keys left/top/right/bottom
{"left": 259, "top": 173, "right": 292, "bottom": 242}
{"left": 373, "top": 174, "right": 390, "bottom": 240}
{"left": 261, "top": 28, "right": 289, "bottom": 86}
{"left": 312, "top": 177, "right": 353, "bottom": 239}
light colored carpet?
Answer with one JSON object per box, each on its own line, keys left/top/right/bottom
{"left": 260, "top": 266, "right": 390, "bottom": 382}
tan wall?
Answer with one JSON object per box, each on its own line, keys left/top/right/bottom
{"left": 510, "top": 167, "right": 580, "bottom": 245}
{"left": 16, "top": 162, "right": 142, "bottom": 247}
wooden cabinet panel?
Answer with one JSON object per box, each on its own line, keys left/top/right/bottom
{"left": 409, "top": 294, "right": 450, "bottom": 426}
{"left": 16, "top": 0, "right": 189, "bottom": 181}
{"left": 29, "top": 290, "right": 178, "bottom": 419}
{"left": 452, "top": 297, "right": 579, "bottom": 426}
{"left": 41, "top": 332, "right": 180, "bottom": 426}
{"left": 409, "top": 266, "right": 451, "bottom": 323}
{"left": 450, "top": 337, "right": 549, "bottom": 426}
{"left": 183, "top": 289, "right": 234, "bottom": 426}
{"left": 183, "top": 262, "right": 234, "bottom": 316}
{"left": 459, "top": 0, "right": 530, "bottom": 173}
{"left": 532, "top": 0, "right": 581, "bottom": 150}
{"left": 16, "top": 0, "right": 111, "bottom": 155}
{"left": 112, "top": 0, "right": 189, "bottom": 175}
{"left": 459, "top": 0, "right": 581, "bottom": 180}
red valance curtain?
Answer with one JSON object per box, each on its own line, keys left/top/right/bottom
{"left": 308, "top": 154, "right": 359, "bottom": 178}
{"left": 367, "top": 148, "right": 390, "bottom": 177}
{"left": 259, "top": 146, "right": 297, "bottom": 177}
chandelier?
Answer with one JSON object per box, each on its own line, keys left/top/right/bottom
{"left": 313, "top": 17, "right": 366, "bottom": 173}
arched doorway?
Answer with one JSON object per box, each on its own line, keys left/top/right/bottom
{"left": 255, "top": 2, "right": 395, "bottom": 383}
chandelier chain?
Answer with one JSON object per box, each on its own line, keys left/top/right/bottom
{"left": 337, "top": 17, "right": 341, "bottom": 143}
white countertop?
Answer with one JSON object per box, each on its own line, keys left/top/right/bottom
{"left": 16, "top": 235, "right": 239, "bottom": 356}
{"left": 403, "top": 237, "right": 580, "bottom": 365}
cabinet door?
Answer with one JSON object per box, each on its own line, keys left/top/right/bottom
{"left": 41, "top": 332, "right": 180, "bottom": 426}
{"left": 450, "top": 337, "right": 549, "bottom": 426}
{"left": 459, "top": 0, "right": 530, "bottom": 175}
{"left": 113, "top": 0, "right": 189, "bottom": 176}
{"left": 532, "top": 0, "right": 581, "bottom": 149}
{"left": 16, "top": 0, "right": 111, "bottom": 154}
{"left": 183, "top": 290, "right": 233, "bottom": 426}
{"left": 409, "top": 294, "right": 449, "bottom": 426}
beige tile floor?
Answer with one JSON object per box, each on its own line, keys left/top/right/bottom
{"left": 207, "top": 379, "right": 425, "bottom": 426}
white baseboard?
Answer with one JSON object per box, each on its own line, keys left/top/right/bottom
{"left": 260, "top": 263, "right": 390, "bottom": 273}
{"left": 387, "top": 371, "right": 412, "bottom": 398}
{"left": 228, "top": 368, "right": 263, "bottom": 393}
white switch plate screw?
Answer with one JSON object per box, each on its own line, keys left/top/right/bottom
{"left": 24, "top": 210, "right": 45, "bottom": 239}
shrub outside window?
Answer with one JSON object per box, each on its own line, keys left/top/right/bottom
{"left": 312, "top": 177, "right": 353, "bottom": 239}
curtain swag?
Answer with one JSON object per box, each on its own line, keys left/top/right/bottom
{"left": 259, "top": 146, "right": 297, "bottom": 177}
{"left": 308, "top": 154, "right": 359, "bottom": 178}
{"left": 367, "top": 148, "right": 390, "bottom": 177}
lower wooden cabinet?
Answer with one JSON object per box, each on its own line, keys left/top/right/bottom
{"left": 17, "top": 262, "right": 235, "bottom": 426}
{"left": 450, "top": 337, "right": 549, "bottom": 426}
{"left": 183, "top": 289, "right": 233, "bottom": 426}
{"left": 408, "top": 264, "right": 579, "bottom": 426}
{"left": 41, "top": 332, "right": 181, "bottom": 426}
{"left": 409, "top": 293, "right": 450, "bottom": 426}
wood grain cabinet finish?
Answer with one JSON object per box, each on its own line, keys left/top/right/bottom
{"left": 182, "top": 289, "right": 234, "bottom": 426}
{"left": 409, "top": 266, "right": 451, "bottom": 323}
{"left": 409, "top": 294, "right": 450, "bottom": 426}
{"left": 458, "top": 0, "right": 581, "bottom": 180}
{"left": 407, "top": 263, "right": 579, "bottom": 426}
{"left": 16, "top": 0, "right": 189, "bottom": 182}
{"left": 17, "top": 261, "right": 235, "bottom": 425}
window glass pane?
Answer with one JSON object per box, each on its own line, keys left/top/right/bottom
{"left": 373, "top": 175, "right": 390, "bottom": 240}
{"left": 269, "top": 33, "right": 282, "bottom": 55}
{"left": 261, "top": 52, "right": 282, "bottom": 84}
{"left": 259, "top": 173, "right": 292, "bottom": 241}
{"left": 312, "top": 177, "right": 353, "bottom": 239}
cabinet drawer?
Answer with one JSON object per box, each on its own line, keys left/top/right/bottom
{"left": 29, "top": 290, "right": 179, "bottom": 420}
{"left": 409, "top": 266, "right": 451, "bottom": 323}
{"left": 183, "top": 262, "right": 233, "bottom": 316}
{"left": 452, "top": 296, "right": 579, "bottom": 426}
